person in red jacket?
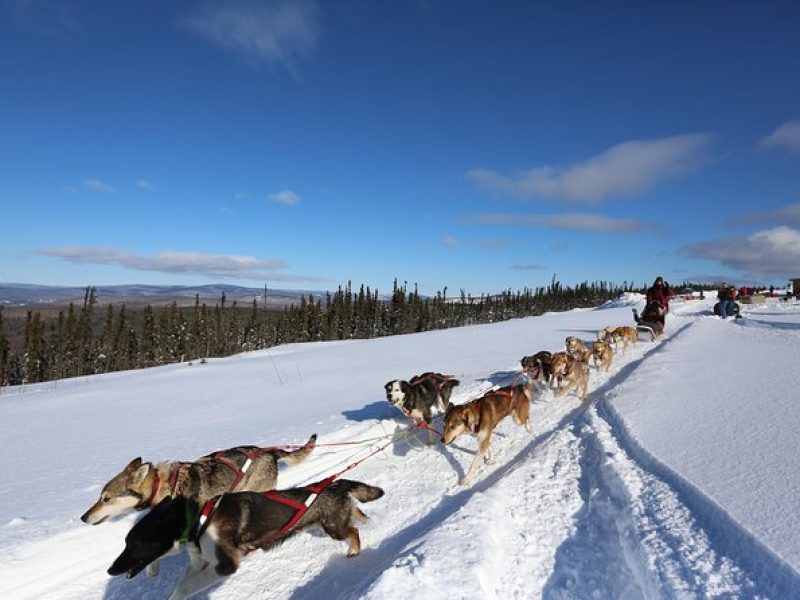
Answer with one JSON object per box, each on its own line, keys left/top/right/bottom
{"left": 645, "top": 276, "right": 675, "bottom": 325}
{"left": 717, "top": 283, "right": 738, "bottom": 318}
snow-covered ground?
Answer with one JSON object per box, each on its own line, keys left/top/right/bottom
{"left": 1, "top": 294, "right": 799, "bottom": 599}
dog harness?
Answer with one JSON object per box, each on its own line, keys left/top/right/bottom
{"left": 140, "top": 463, "right": 186, "bottom": 509}
{"left": 208, "top": 449, "right": 262, "bottom": 491}
{"left": 192, "top": 476, "right": 336, "bottom": 552}
{"left": 409, "top": 372, "right": 456, "bottom": 390}
{"left": 247, "top": 476, "right": 336, "bottom": 551}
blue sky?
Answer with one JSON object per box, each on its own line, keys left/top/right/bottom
{"left": 2, "top": 1, "right": 800, "bottom": 295}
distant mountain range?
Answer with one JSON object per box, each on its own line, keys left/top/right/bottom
{"left": 0, "top": 283, "right": 326, "bottom": 308}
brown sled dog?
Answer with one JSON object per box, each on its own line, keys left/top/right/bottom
{"left": 108, "top": 479, "right": 384, "bottom": 600}
{"left": 552, "top": 352, "right": 589, "bottom": 401}
{"left": 441, "top": 382, "right": 532, "bottom": 486}
{"left": 82, "top": 434, "right": 317, "bottom": 526}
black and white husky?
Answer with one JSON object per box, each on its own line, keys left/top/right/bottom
{"left": 384, "top": 371, "right": 459, "bottom": 423}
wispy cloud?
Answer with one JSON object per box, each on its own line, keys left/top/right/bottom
{"left": 269, "top": 189, "right": 301, "bottom": 206}
{"left": 727, "top": 201, "right": 800, "bottom": 228}
{"left": 135, "top": 179, "right": 154, "bottom": 190}
{"left": 442, "top": 236, "right": 458, "bottom": 248}
{"left": 35, "top": 246, "right": 329, "bottom": 282}
{"left": 481, "top": 238, "right": 514, "bottom": 251}
{"left": 511, "top": 263, "right": 547, "bottom": 271}
{"left": 183, "top": 0, "right": 320, "bottom": 74}
{"left": 683, "top": 226, "right": 800, "bottom": 280}
{"left": 467, "top": 133, "right": 712, "bottom": 204}
{"left": 467, "top": 213, "right": 651, "bottom": 233}
{"left": 82, "top": 178, "right": 116, "bottom": 194}
{"left": 759, "top": 120, "right": 800, "bottom": 155}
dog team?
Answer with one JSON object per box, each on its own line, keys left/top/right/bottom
{"left": 89, "top": 324, "right": 636, "bottom": 598}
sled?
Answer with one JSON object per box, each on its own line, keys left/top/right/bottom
{"left": 631, "top": 307, "right": 663, "bottom": 341}
{"left": 636, "top": 324, "right": 658, "bottom": 341}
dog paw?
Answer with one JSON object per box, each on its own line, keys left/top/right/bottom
{"left": 146, "top": 562, "right": 160, "bottom": 577}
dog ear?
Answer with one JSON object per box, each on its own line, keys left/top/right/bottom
{"left": 131, "top": 463, "right": 151, "bottom": 486}
{"left": 401, "top": 381, "right": 411, "bottom": 393}
{"left": 464, "top": 405, "right": 478, "bottom": 431}
{"left": 124, "top": 457, "right": 143, "bottom": 472}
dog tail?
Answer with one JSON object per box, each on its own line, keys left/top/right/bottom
{"left": 276, "top": 434, "right": 317, "bottom": 465}
{"left": 337, "top": 480, "right": 385, "bottom": 503}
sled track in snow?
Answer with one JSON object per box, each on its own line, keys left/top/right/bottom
{"left": 292, "top": 323, "right": 702, "bottom": 599}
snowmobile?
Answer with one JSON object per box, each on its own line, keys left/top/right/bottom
{"left": 713, "top": 301, "right": 741, "bottom": 319}
{"left": 632, "top": 301, "right": 664, "bottom": 341}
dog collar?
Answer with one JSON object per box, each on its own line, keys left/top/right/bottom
{"left": 142, "top": 470, "right": 161, "bottom": 509}
{"left": 178, "top": 501, "right": 199, "bottom": 545}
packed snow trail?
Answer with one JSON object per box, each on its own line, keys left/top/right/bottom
{"left": 2, "top": 297, "right": 800, "bottom": 598}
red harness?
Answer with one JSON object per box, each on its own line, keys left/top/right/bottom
{"left": 410, "top": 372, "right": 455, "bottom": 391}
{"left": 195, "top": 476, "right": 337, "bottom": 551}
{"left": 209, "top": 449, "right": 262, "bottom": 491}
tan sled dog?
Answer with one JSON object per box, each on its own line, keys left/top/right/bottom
{"left": 610, "top": 326, "right": 638, "bottom": 354}
{"left": 441, "top": 382, "right": 532, "bottom": 485}
{"left": 590, "top": 340, "right": 614, "bottom": 372}
{"left": 552, "top": 353, "right": 589, "bottom": 401}
{"left": 82, "top": 435, "right": 317, "bottom": 526}
{"left": 565, "top": 336, "right": 591, "bottom": 362}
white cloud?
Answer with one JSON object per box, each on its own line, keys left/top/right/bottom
{"left": 82, "top": 178, "right": 116, "bottom": 194}
{"left": 728, "top": 201, "right": 800, "bottom": 228}
{"left": 511, "top": 263, "right": 547, "bottom": 271}
{"left": 442, "top": 236, "right": 458, "bottom": 248}
{"left": 467, "top": 213, "right": 651, "bottom": 233}
{"left": 61, "top": 184, "right": 78, "bottom": 194}
{"left": 269, "top": 189, "right": 301, "bottom": 206}
{"left": 467, "top": 133, "right": 712, "bottom": 203}
{"left": 34, "top": 246, "right": 329, "bottom": 282}
{"left": 683, "top": 226, "right": 800, "bottom": 279}
{"left": 135, "top": 179, "right": 154, "bottom": 189}
{"left": 183, "top": 0, "right": 320, "bottom": 74}
{"left": 759, "top": 120, "right": 800, "bottom": 155}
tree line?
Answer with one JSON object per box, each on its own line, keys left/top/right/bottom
{"left": 0, "top": 278, "right": 635, "bottom": 387}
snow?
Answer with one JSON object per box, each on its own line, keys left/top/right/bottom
{"left": 1, "top": 296, "right": 800, "bottom": 599}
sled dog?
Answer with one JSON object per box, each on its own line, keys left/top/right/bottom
{"left": 384, "top": 372, "right": 459, "bottom": 423}
{"left": 565, "top": 336, "right": 591, "bottom": 362}
{"left": 590, "top": 340, "right": 614, "bottom": 372}
{"left": 520, "top": 351, "right": 553, "bottom": 387}
{"left": 107, "top": 479, "right": 384, "bottom": 600}
{"left": 82, "top": 434, "right": 317, "bottom": 526}
{"left": 441, "top": 382, "right": 532, "bottom": 486}
{"left": 610, "top": 326, "right": 638, "bottom": 353}
{"left": 551, "top": 352, "right": 589, "bottom": 400}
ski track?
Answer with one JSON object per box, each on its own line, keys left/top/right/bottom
{"left": 3, "top": 302, "right": 797, "bottom": 599}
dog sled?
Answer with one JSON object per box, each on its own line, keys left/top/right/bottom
{"left": 632, "top": 303, "right": 664, "bottom": 341}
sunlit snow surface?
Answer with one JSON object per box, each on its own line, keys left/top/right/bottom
{"left": 1, "top": 296, "right": 799, "bottom": 599}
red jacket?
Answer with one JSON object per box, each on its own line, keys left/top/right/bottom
{"left": 646, "top": 284, "right": 674, "bottom": 310}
